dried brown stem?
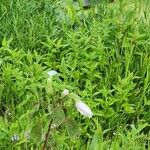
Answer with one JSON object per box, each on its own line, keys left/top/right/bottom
{"left": 42, "top": 120, "right": 53, "bottom": 150}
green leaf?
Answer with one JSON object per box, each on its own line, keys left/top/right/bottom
{"left": 104, "top": 107, "right": 115, "bottom": 118}
{"left": 2, "top": 37, "right": 13, "bottom": 48}
{"left": 145, "top": 100, "right": 150, "bottom": 106}
{"left": 122, "top": 103, "right": 135, "bottom": 114}
{"left": 26, "top": 51, "right": 33, "bottom": 65}
{"left": 0, "top": 84, "right": 3, "bottom": 104}
{"left": 46, "top": 78, "right": 54, "bottom": 96}
{"left": 30, "top": 121, "right": 42, "bottom": 145}
{"left": 51, "top": 107, "right": 65, "bottom": 126}
{"left": 89, "top": 133, "right": 100, "bottom": 150}
{"left": 66, "top": 118, "right": 80, "bottom": 137}
{"left": 64, "top": 98, "right": 73, "bottom": 108}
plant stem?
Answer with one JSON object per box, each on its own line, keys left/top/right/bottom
{"left": 42, "top": 120, "right": 53, "bottom": 150}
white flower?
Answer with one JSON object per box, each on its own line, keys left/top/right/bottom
{"left": 61, "top": 89, "right": 69, "bottom": 97}
{"left": 75, "top": 101, "right": 93, "bottom": 118}
{"left": 11, "top": 134, "right": 19, "bottom": 142}
{"left": 47, "top": 70, "right": 57, "bottom": 77}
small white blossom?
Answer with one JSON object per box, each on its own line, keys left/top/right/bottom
{"left": 11, "top": 134, "right": 19, "bottom": 142}
{"left": 113, "top": 132, "right": 116, "bottom": 135}
{"left": 47, "top": 70, "right": 57, "bottom": 77}
{"left": 61, "top": 89, "right": 69, "bottom": 97}
{"left": 75, "top": 101, "right": 93, "bottom": 118}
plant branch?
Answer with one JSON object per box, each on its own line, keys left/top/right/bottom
{"left": 42, "top": 119, "right": 53, "bottom": 150}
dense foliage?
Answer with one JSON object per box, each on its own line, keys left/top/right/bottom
{"left": 0, "top": 0, "right": 150, "bottom": 149}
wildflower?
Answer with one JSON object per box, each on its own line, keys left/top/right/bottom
{"left": 11, "top": 134, "right": 19, "bottom": 142}
{"left": 47, "top": 70, "right": 57, "bottom": 77}
{"left": 75, "top": 101, "right": 93, "bottom": 118}
{"left": 61, "top": 89, "right": 69, "bottom": 97}
{"left": 113, "top": 132, "right": 116, "bottom": 136}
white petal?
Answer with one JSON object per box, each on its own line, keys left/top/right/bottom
{"left": 47, "top": 70, "right": 57, "bottom": 77}
{"left": 61, "top": 89, "right": 69, "bottom": 97}
{"left": 75, "top": 101, "right": 93, "bottom": 118}
{"left": 11, "top": 134, "right": 20, "bottom": 142}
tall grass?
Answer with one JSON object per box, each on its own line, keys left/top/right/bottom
{"left": 0, "top": 0, "right": 149, "bottom": 149}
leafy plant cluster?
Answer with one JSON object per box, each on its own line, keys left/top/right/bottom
{"left": 0, "top": 0, "right": 150, "bottom": 149}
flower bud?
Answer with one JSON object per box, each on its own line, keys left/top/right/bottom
{"left": 47, "top": 70, "right": 57, "bottom": 77}
{"left": 61, "top": 89, "right": 69, "bottom": 97}
{"left": 75, "top": 101, "right": 93, "bottom": 118}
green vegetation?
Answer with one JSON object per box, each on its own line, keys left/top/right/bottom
{"left": 0, "top": 0, "right": 150, "bottom": 149}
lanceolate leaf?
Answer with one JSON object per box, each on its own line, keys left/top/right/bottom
{"left": 51, "top": 106, "right": 65, "bottom": 126}
{"left": 65, "top": 118, "right": 80, "bottom": 137}
{"left": 30, "top": 121, "right": 43, "bottom": 145}
{"left": 89, "top": 133, "right": 100, "bottom": 150}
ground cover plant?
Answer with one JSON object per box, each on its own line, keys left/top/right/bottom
{"left": 0, "top": 0, "right": 150, "bottom": 149}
